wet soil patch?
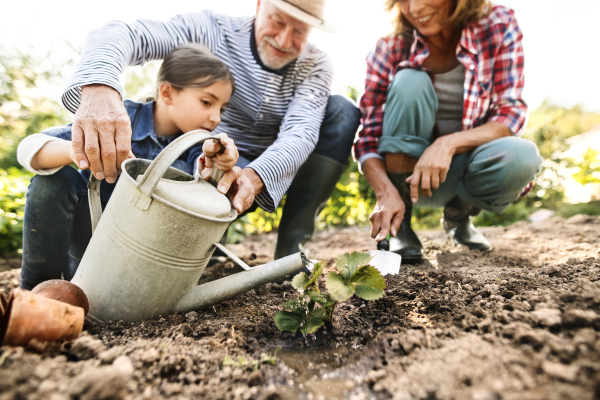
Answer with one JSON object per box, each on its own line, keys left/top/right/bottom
{"left": 1, "top": 215, "right": 600, "bottom": 399}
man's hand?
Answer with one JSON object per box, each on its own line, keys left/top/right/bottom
{"left": 206, "top": 167, "right": 255, "bottom": 213}
{"left": 407, "top": 138, "right": 454, "bottom": 203}
{"left": 72, "top": 85, "right": 132, "bottom": 183}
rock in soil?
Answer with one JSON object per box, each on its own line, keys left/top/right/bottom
{"left": 1, "top": 216, "right": 600, "bottom": 399}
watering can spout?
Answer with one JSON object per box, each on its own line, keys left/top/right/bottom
{"left": 173, "top": 252, "right": 310, "bottom": 313}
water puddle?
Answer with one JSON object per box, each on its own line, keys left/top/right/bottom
{"left": 274, "top": 346, "right": 377, "bottom": 400}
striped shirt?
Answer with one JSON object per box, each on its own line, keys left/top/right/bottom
{"left": 62, "top": 11, "right": 334, "bottom": 212}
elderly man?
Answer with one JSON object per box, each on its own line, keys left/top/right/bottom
{"left": 64, "top": 0, "right": 361, "bottom": 258}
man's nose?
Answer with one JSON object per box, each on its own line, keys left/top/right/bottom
{"left": 276, "top": 26, "right": 294, "bottom": 50}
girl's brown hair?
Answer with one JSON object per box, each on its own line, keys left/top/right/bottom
{"left": 155, "top": 43, "right": 235, "bottom": 97}
{"left": 385, "top": 0, "right": 491, "bottom": 39}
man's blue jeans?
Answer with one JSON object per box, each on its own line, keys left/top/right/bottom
{"left": 20, "top": 95, "right": 360, "bottom": 289}
{"left": 380, "top": 69, "right": 543, "bottom": 213}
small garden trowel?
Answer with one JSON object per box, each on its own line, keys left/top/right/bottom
{"left": 367, "top": 250, "right": 401, "bottom": 276}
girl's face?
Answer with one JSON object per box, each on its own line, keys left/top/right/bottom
{"left": 399, "top": 0, "right": 455, "bottom": 40}
{"left": 164, "top": 80, "right": 233, "bottom": 134}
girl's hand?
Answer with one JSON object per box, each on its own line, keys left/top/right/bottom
{"left": 406, "top": 138, "right": 454, "bottom": 203}
{"left": 200, "top": 133, "right": 238, "bottom": 175}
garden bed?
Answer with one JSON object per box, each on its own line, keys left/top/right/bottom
{"left": 1, "top": 215, "right": 599, "bottom": 400}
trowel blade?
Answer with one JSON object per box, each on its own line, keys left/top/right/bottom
{"left": 367, "top": 250, "right": 401, "bottom": 276}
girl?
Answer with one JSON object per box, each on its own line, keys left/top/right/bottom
{"left": 17, "top": 43, "right": 245, "bottom": 290}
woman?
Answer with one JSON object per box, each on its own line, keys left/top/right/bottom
{"left": 354, "top": 0, "right": 542, "bottom": 262}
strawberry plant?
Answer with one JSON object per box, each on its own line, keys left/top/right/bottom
{"left": 274, "top": 252, "right": 385, "bottom": 334}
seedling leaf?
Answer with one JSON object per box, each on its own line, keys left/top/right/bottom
{"left": 352, "top": 265, "right": 386, "bottom": 301}
{"left": 305, "top": 261, "right": 325, "bottom": 288}
{"left": 281, "top": 298, "right": 309, "bottom": 315}
{"left": 325, "top": 272, "right": 355, "bottom": 302}
{"left": 335, "top": 252, "right": 373, "bottom": 282}
{"left": 291, "top": 272, "right": 310, "bottom": 291}
{"left": 300, "top": 307, "right": 327, "bottom": 334}
{"left": 274, "top": 311, "right": 304, "bottom": 332}
{"left": 307, "top": 290, "right": 330, "bottom": 306}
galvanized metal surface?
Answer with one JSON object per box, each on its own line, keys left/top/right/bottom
{"left": 173, "top": 253, "right": 310, "bottom": 312}
{"left": 73, "top": 130, "right": 307, "bottom": 323}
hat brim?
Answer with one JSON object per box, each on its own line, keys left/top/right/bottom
{"left": 265, "top": 0, "right": 337, "bottom": 33}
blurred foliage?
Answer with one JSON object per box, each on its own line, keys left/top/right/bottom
{"left": 557, "top": 201, "right": 600, "bottom": 219}
{"left": 521, "top": 102, "right": 600, "bottom": 210}
{"left": 0, "top": 47, "right": 72, "bottom": 169}
{"left": 570, "top": 148, "right": 600, "bottom": 186}
{"left": 0, "top": 168, "right": 31, "bottom": 254}
{"left": 124, "top": 61, "right": 162, "bottom": 102}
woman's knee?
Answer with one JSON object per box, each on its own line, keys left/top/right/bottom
{"left": 387, "top": 69, "right": 437, "bottom": 110}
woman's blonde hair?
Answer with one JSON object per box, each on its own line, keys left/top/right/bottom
{"left": 385, "top": 0, "right": 491, "bottom": 38}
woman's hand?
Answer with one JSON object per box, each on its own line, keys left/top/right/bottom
{"left": 370, "top": 189, "right": 405, "bottom": 241}
{"left": 407, "top": 137, "right": 454, "bottom": 203}
{"left": 362, "top": 157, "right": 406, "bottom": 241}
{"left": 199, "top": 133, "right": 238, "bottom": 175}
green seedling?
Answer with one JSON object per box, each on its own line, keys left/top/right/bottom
{"left": 222, "top": 347, "right": 281, "bottom": 370}
{"left": 274, "top": 252, "right": 386, "bottom": 334}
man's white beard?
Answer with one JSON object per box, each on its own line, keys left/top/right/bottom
{"left": 256, "top": 37, "right": 299, "bottom": 70}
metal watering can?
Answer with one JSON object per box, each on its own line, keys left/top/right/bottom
{"left": 71, "top": 130, "right": 309, "bottom": 323}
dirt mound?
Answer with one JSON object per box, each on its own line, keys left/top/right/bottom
{"left": 1, "top": 216, "right": 599, "bottom": 399}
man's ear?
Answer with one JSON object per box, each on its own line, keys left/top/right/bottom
{"left": 256, "top": 0, "right": 262, "bottom": 15}
{"left": 158, "top": 82, "right": 174, "bottom": 105}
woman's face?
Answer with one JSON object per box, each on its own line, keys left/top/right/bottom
{"left": 399, "top": 0, "right": 455, "bottom": 39}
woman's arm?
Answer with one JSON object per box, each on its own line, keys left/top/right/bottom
{"left": 362, "top": 157, "right": 405, "bottom": 241}
{"left": 408, "top": 121, "right": 511, "bottom": 202}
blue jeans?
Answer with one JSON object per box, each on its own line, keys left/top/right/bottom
{"left": 380, "top": 69, "right": 543, "bottom": 213}
{"left": 20, "top": 167, "right": 112, "bottom": 290}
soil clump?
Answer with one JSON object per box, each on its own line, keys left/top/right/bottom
{"left": 1, "top": 215, "right": 599, "bottom": 399}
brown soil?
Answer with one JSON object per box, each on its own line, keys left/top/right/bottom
{"left": 1, "top": 215, "right": 600, "bottom": 400}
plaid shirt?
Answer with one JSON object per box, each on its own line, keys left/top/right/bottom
{"left": 354, "top": 5, "right": 526, "bottom": 161}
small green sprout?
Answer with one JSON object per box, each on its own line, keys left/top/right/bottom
{"left": 274, "top": 252, "right": 386, "bottom": 334}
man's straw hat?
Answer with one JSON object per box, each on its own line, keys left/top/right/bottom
{"left": 265, "top": 0, "right": 336, "bottom": 33}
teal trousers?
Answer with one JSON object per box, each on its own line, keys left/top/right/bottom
{"left": 380, "top": 69, "right": 542, "bottom": 213}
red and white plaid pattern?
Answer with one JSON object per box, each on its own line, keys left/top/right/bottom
{"left": 354, "top": 5, "right": 527, "bottom": 160}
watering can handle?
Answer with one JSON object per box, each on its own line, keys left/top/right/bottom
{"left": 88, "top": 130, "right": 226, "bottom": 232}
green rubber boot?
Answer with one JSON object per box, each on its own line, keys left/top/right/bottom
{"left": 274, "top": 153, "right": 346, "bottom": 259}
{"left": 384, "top": 173, "right": 424, "bottom": 263}
{"left": 442, "top": 196, "right": 492, "bottom": 251}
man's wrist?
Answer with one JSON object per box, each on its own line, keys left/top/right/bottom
{"left": 242, "top": 167, "right": 264, "bottom": 195}
{"left": 81, "top": 84, "right": 122, "bottom": 100}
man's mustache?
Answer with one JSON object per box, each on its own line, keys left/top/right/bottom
{"left": 263, "top": 37, "right": 296, "bottom": 54}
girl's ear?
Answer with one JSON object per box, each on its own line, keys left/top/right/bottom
{"left": 158, "top": 82, "right": 174, "bottom": 105}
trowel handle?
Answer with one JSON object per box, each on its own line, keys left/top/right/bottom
{"left": 88, "top": 175, "right": 102, "bottom": 234}
{"left": 208, "top": 166, "right": 225, "bottom": 187}
{"left": 206, "top": 139, "right": 226, "bottom": 188}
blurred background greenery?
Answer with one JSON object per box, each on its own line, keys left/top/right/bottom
{"left": 1, "top": 51, "right": 599, "bottom": 255}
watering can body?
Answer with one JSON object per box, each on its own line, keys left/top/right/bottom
{"left": 71, "top": 130, "right": 308, "bottom": 323}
